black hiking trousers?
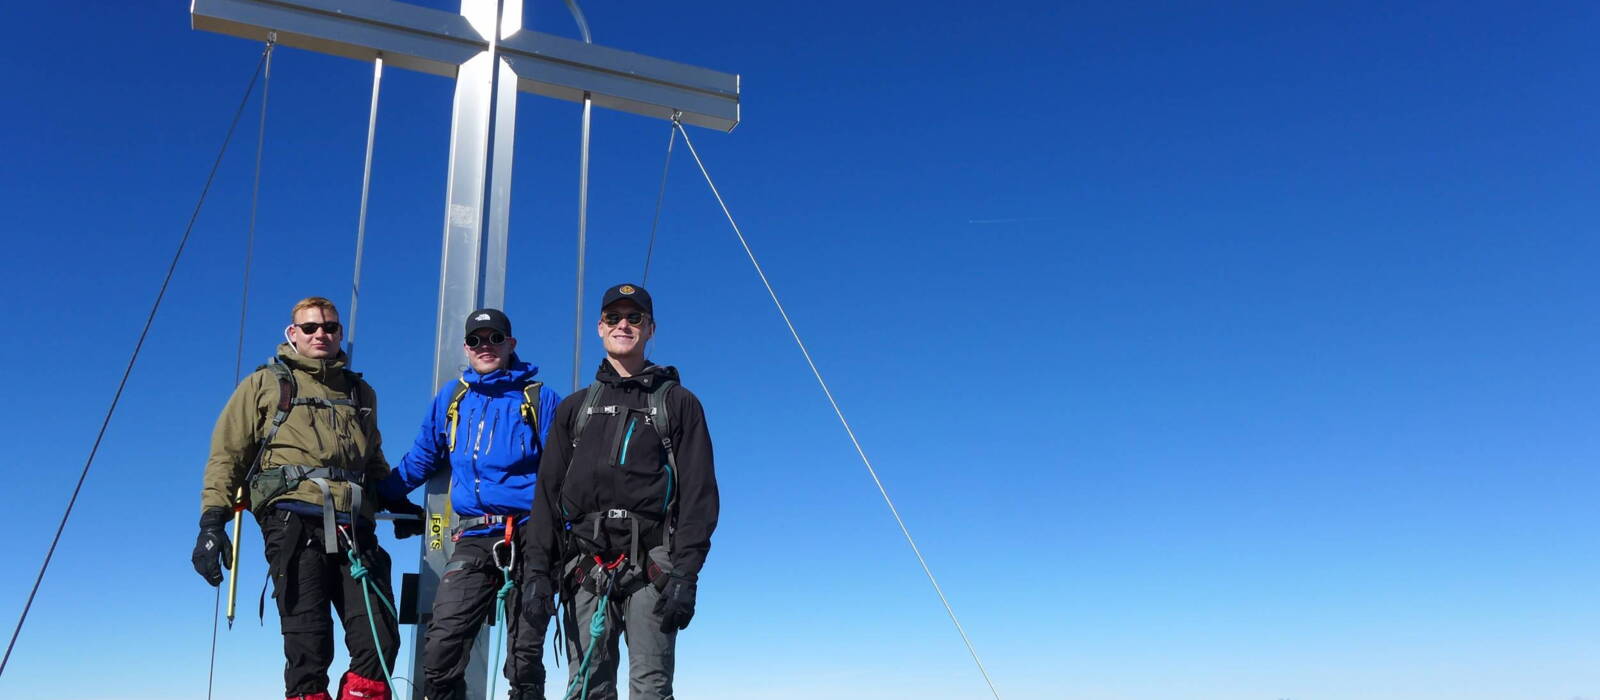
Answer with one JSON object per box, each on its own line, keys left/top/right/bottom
{"left": 261, "top": 509, "right": 400, "bottom": 696}
{"left": 423, "top": 529, "right": 549, "bottom": 697}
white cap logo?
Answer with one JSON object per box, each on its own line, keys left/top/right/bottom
{"left": 475, "top": 313, "right": 491, "bottom": 321}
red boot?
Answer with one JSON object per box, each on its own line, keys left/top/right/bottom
{"left": 337, "top": 671, "right": 390, "bottom": 700}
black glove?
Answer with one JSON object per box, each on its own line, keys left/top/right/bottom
{"left": 191, "top": 508, "right": 232, "bottom": 587}
{"left": 384, "top": 498, "right": 426, "bottom": 539}
{"left": 522, "top": 572, "right": 558, "bottom": 624}
{"left": 653, "top": 573, "right": 697, "bottom": 632}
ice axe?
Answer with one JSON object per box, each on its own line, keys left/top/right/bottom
{"left": 225, "top": 486, "right": 246, "bottom": 628}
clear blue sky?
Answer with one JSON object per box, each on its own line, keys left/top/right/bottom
{"left": 3, "top": 1, "right": 1598, "bottom": 698}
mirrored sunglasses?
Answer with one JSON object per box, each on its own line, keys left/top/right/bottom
{"left": 464, "top": 332, "right": 507, "bottom": 348}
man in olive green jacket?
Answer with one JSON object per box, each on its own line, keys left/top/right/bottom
{"left": 193, "top": 296, "right": 418, "bottom": 700}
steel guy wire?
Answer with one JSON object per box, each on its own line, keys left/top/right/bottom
{"left": 233, "top": 36, "right": 273, "bottom": 385}
{"left": 0, "top": 41, "right": 275, "bottom": 681}
{"left": 641, "top": 118, "right": 678, "bottom": 284}
{"left": 209, "top": 34, "right": 276, "bottom": 700}
{"left": 673, "top": 123, "right": 1003, "bottom": 700}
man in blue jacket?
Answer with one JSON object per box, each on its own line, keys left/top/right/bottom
{"left": 378, "top": 308, "right": 562, "bottom": 700}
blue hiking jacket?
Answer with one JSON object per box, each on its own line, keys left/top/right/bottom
{"left": 378, "top": 358, "right": 561, "bottom": 534}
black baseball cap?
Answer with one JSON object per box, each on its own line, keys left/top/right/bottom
{"left": 600, "top": 283, "right": 653, "bottom": 316}
{"left": 464, "top": 308, "right": 512, "bottom": 336}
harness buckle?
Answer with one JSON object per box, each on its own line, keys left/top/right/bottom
{"left": 606, "top": 508, "right": 630, "bottom": 519}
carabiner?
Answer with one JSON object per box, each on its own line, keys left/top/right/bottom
{"left": 491, "top": 538, "right": 516, "bottom": 572}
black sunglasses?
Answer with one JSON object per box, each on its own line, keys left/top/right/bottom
{"left": 602, "top": 311, "right": 648, "bottom": 326}
{"left": 464, "top": 332, "right": 507, "bottom": 348}
{"left": 294, "top": 321, "right": 342, "bottom": 335}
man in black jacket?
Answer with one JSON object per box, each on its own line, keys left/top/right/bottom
{"left": 522, "top": 283, "right": 718, "bottom": 700}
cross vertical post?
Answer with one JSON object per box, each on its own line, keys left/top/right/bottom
{"left": 422, "top": 2, "right": 519, "bottom": 695}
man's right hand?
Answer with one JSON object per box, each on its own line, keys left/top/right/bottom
{"left": 522, "top": 572, "right": 557, "bottom": 623}
{"left": 191, "top": 508, "right": 232, "bottom": 587}
{"left": 385, "top": 498, "right": 427, "bottom": 539}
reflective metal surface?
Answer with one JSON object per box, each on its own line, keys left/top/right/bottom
{"left": 417, "top": 1, "right": 500, "bottom": 695}
{"left": 192, "top": 0, "right": 484, "bottom": 78}
{"left": 193, "top": 0, "right": 740, "bottom": 130}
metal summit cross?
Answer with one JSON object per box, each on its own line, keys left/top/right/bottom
{"left": 191, "top": 0, "right": 739, "bottom": 697}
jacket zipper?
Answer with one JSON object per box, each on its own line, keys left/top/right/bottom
{"left": 472, "top": 405, "right": 487, "bottom": 507}
{"left": 619, "top": 417, "right": 637, "bottom": 466}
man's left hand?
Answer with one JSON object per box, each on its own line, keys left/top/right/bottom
{"left": 653, "top": 574, "right": 697, "bottom": 632}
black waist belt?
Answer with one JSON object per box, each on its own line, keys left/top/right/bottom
{"left": 568, "top": 509, "right": 665, "bottom": 567}
{"left": 453, "top": 512, "right": 527, "bottom": 536}
{"left": 274, "top": 465, "right": 364, "bottom": 483}
{"left": 273, "top": 464, "right": 365, "bottom": 554}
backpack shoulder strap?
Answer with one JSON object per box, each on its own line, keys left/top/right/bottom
{"left": 648, "top": 378, "right": 681, "bottom": 553}
{"left": 444, "top": 378, "right": 471, "bottom": 453}
{"left": 262, "top": 358, "right": 297, "bottom": 437}
{"left": 343, "top": 370, "right": 366, "bottom": 409}
{"left": 520, "top": 380, "right": 545, "bottom": 438}
{"left": 557, "top": 382, "right": 608, "bottom": 522}
{"left": 647, "top": 379, "right": 678, "bottom": 447}
{"left": 243, "top": 359, "right": 296, "bottom": 489}
{"left": 571, "top": 381, "right": 606, "bottom": 448}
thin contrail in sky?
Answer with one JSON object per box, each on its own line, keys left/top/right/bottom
{"left": 966, "top": 217, "right": 1055, "bottom": 224}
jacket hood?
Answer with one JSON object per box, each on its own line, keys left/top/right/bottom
{"left": 276, "top": 342, "right": 353, "bottom": 381}
{"left": 594, "top": 358, "right": 678, "bottom": 390}
{"left": 462, "top": 356, "right": 540, "bottom": 390}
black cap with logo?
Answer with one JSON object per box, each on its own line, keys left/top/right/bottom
{"left": 600, "top": 283, "right": 653, "bottom": 316}
{"left": 464, "top": 308, "right": 512, "bottom": 337}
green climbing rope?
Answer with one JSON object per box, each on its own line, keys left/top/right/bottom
{"left": 564, "top": 559, "right": 623, "bottom": 700}
{"left": 341, "top": 528, "right": 410, "bottom": 697}
{"left": 488, "top": 551, "right": 516, "bottom": 700}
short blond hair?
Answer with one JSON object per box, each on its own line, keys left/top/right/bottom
{"left": 290, "top": 296, "right": 339, "bottom": 321}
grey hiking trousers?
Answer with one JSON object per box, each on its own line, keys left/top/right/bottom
{"left": 562, "top": 577, "right": 677, "bottom": 700}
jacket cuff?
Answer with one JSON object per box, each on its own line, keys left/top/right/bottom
{"left": 199, "top": 507, "right": 231, "bottom": 529}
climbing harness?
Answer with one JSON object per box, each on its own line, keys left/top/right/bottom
{"left": 451, "top": 512, "right": 526, "bottom": 539}
{"left": 0, "top": 36, "right": 277, "bottom": 681}
{"left": 443, "top": 377, "right": 545, "bottom": 453}
{"left": 487, "top": 519, "right": 518, "bottom": 700}
{"left": 674, "top": 123, "right": 1004, "bottom": 699}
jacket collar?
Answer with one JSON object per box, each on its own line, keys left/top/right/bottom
{"left": 594, "top": 358, "right": 677, "bottom": 390}
{"left": 276, "top": 342, "right": 353, "bottom": 383}
{"left": 462, "top": 356, "right": 539, "bottom": 389}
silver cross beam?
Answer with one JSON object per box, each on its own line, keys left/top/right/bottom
{"left": 192, "top": 0, "right": 740, "bottom": 129}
